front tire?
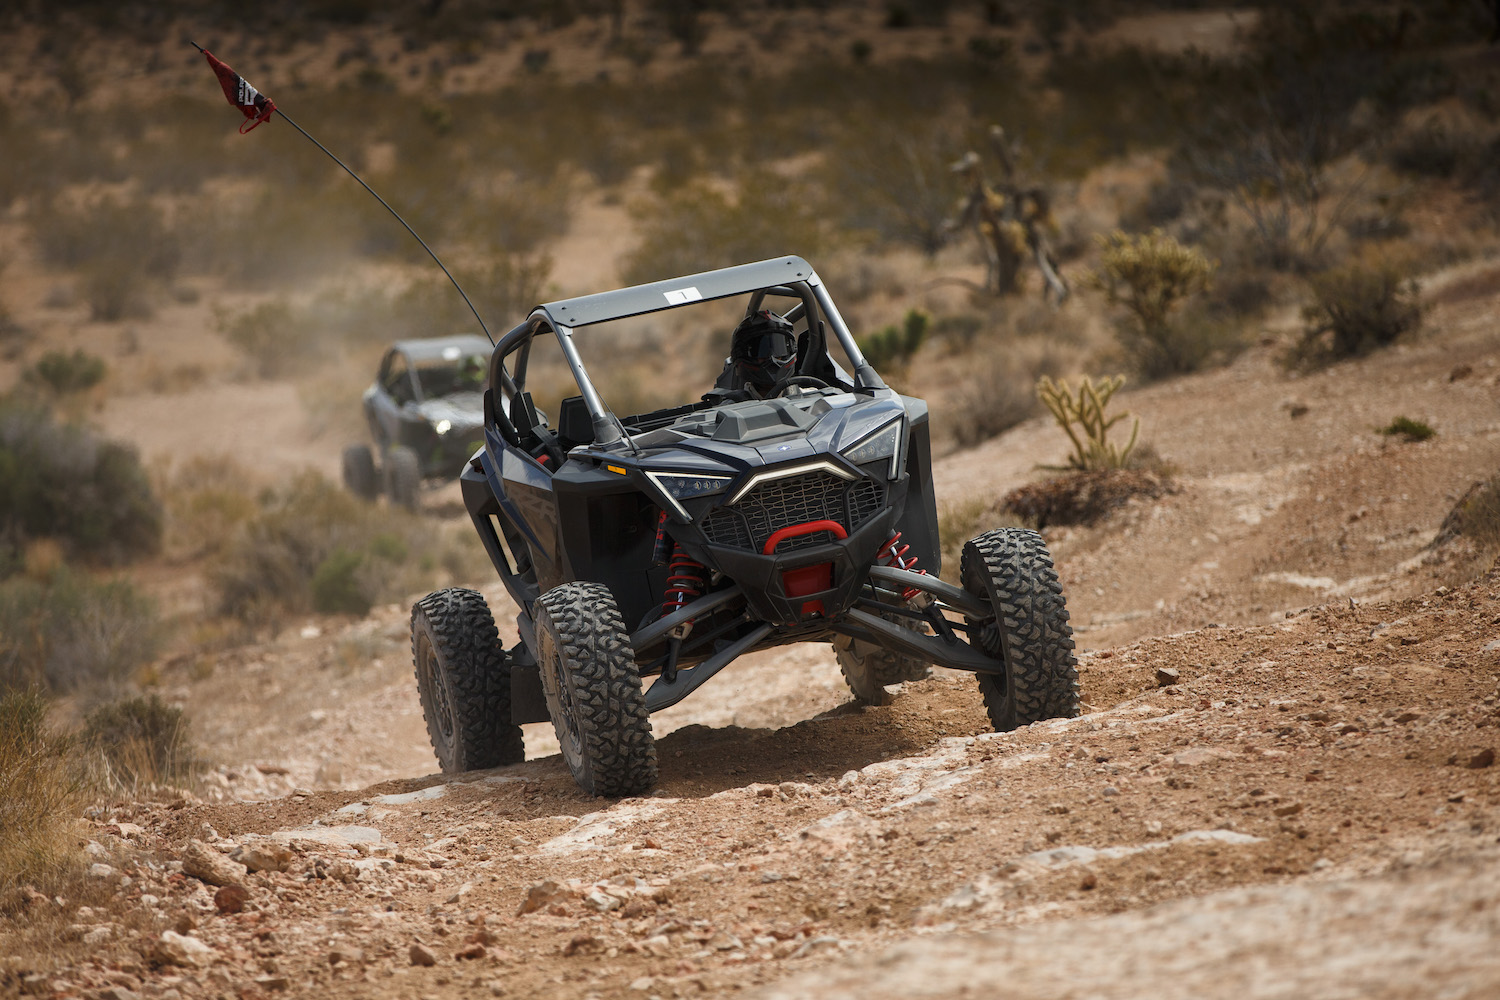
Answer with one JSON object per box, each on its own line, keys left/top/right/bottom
{"left": 411, "top": 588, "right": 526, "bottom": 773}
{"left": 833, "top": 608, "right": 931, "bottom": 705}
{"left": 342, "top": 444, "right": 378, "bottom": 501}
{"left": 385, "top": 445, "right": 421, "bottom": 511}
{"left": 536, "top": 582, "right": 657, "bottom": 797}
{"left": 961, "top": 528, "right": 1080, "bottom": 731}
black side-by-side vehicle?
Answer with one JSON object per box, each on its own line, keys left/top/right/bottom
{"left": 343, "top": 335, "right": 491, "bottom": 510}
{"left": 411, "top": 256, "right": 1079, "bottom": 795}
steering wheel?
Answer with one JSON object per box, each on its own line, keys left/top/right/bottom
{"left": 770, "top": 375, "right": 830, "bottom": 397}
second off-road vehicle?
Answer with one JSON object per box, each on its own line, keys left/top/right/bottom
{"left": 343, "top": 335, "right": 491, "bottom": 509}
{"left": 411, "top": 256, "right": 1079, "bottom": 796}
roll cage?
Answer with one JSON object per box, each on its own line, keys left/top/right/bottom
{"left": 483, "top": 256, "right": 888, "bottom": 453}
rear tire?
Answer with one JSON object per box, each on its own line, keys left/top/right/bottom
{"left": 961, "top": 528, "right": 1080, "bottom": 731}
{"left": 411, "top": 588, "right": 526, "bottom": 773}
{"left": 833, "top": 608, "right": 931, "bottom": 706}
{"left": 342, "top": 444, "right": 378, "bottom": 501}
{"left": 536, "top": 582, "right": 657, "bottom": 797}
{"left": 385, "top": 445, "right": 421, "bottom": 511}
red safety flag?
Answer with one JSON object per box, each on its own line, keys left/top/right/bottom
{"left": 202, "top": 49, "right": 276, "bottom": 133}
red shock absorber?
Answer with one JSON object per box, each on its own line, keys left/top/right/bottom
{"left": 663, "top": 544, "right": 707, "bottom": 617}
{"left": 877, "top": 531, "right": 927, "bottom": 601}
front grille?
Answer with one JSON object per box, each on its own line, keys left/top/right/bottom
{"left": 699, "top": 469, "right": 884, "bottom": 553}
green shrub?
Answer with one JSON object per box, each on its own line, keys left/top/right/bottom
{"left": 1435, "top": 476, "right": 1500, "bottom": 552}
{"left": 0, "top": 690, "right": 85, "bottom": 899}
{"left": 1087, "top": 229, "right": 1220, "bottom": 380}
{"left": 1379, "top": 416, "right": 1435, "bottom": 442}
{"left": 857, "top": 309, "right": 929, "bottom": 372}
{"left": 82, "top": 693, "right": 195, "bottom": 792}
{"left": 0, "top": 396, "right": 162, "bottom": 568}
{"left": 310, "top": 547, "right": 371, "bottom": 615}
{"left": 212, "top": 472, "right": 448, "bottom": 623}
{"left": 1295, "top": 261, "right": 1422, "bottom": 365}
{"left": 83, "top": 261, "right": 155, "bottom": 321}
{"left": 26, "top": 349, "right": 107, "bottom": 394}
{"left": 0, "top": 567, "right": 161, "bottom": 694}
{"left": 218, "top": 301, "right": 317, "bottom": 379}
{"left": 30, "top": 194, "right": 179, "bottom": 320}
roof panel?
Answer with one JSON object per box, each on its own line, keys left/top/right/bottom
{"left": 393, "top": 335, "right": 494, "bottom": 362}
{"left": 542, "top": 256, "right": 816, "bottom": 328}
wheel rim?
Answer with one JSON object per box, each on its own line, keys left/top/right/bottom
{"left": 540, "top": 632, "right": 585, "bottom": 763}
{"left": 418, "top": 633, "right": 456, "bottom": 749}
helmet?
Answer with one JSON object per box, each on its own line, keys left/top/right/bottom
{"left": 729, "top": 310, "right": 797, "bottom": 392}
{"left": 458, "top": 355, "right": 486, "bottom": 388}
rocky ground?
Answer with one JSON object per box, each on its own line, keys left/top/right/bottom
{"left": 7, "top": 577, "right": 1498, "bottom": 999}
{"left": 6, "top": 176, "right": 1500, "bottom": 1000}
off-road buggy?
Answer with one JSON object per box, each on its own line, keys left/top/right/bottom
{"left": 343, "top": 335, "right": 492, "bottom": 510}
{"left": 411, "top": 257, "right": 1079, "bottom": 796}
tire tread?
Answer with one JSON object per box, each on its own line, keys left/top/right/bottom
{"left": 961, "top": 528, "right": 1080, "bottom": 730}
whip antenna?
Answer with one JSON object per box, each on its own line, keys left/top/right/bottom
{"left": 189, "top": 40, "right": 494, "bottom": 346}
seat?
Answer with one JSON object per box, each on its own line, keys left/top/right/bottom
{"left": 511, "top": 391, "right": 564, "bottom": 468}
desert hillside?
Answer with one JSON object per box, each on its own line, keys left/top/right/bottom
{"left": 2, "top": 3, "right": 1499, "bottom": 999}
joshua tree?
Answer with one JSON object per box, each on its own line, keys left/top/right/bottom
{"left": 948, "top": 126, "right": 1069, "bottom": 303}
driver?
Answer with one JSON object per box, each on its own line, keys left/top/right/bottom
{"left": 458, "top": 355, "right": 486, "bottom": 391}
{"left": 704, "top": 310, "right": 798, "bottom": 403}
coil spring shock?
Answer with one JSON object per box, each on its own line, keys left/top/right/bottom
{"left": 663, "top": 544, "right": 707, "bottom": 618}
{"left": 877, "top": 531, "right": 928, "bottom": 602}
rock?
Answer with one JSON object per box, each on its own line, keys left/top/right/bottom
{"left": 232, "top": 840, "right": 293, "bottom": 874}
{"left": 1273, "top": 802, "right": 1305, "bottom": 817}
{"left": 409, "top": 943, "right": 439, "bottom": 967}
{"left": 89, "top": 863, "right": 118, "bottom": 880}
{"left": 455, "top": 943, "right": 487, "bottom": 961}
{"left": 1172, "top": 747, "right": 1228, "bottom": 767}
{"left": 181, "top": 840, "right": 245, "bottom": 888}
{"left": 563, "top": 934, "right": 600, "bottom": 957}
{"left": 329, "top": 946, "right": 364, "bottom": 965}
{"left": 791, "top": 936, "right": 842, "bottom": 959}
{"left": 96, "top": 987, "right": 141, "bottom": 1000}
{"left": 1467, "top": 748, "right": 1496, "bottom": 769}
{"left": 445, "top": 882, "right": 473, "bottom": 905}
{"left": 83, "top": 925, "right": 114, "bottom": 945}
{"left": 629, "top": 976, "right": 655, "bottom": 991}
{"left": 213, "top": 885, "right": 250, "bottom": 915}
{"left": 151, "top": 930, "right": 214, "bottom": 968}
{"left": 708, "top": 932, "right": 743, "bottom": 951}
{"left": 583, "top": 889, "right": 620, "bottom": 913}
{"left": 253, "top": 977, "right": 289, "bottom": 992}
{"left": 1155, "top": 667, "right": 1180, "bottom": 687}
{"left": 517, "top": 879, "right": 569, "bottom": 915}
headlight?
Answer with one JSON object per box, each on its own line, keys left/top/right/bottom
{"left": 646, "top": 472, "right": 732, "bottom": 501}
{"left": 435, "top": 419, "right": 452, "bottom": 435}
{"left": 644, "top": 470, "right": 733, "bottom": 520}
{"left": 843, "top": 417, "right": 903, "bottom": 477}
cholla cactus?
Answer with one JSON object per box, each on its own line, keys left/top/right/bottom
{"left": 1087, "top": 229, "right": 1216, "bottom": 345}
{"left": 1037, "top": 374, "right": 1140, "bottom": 471}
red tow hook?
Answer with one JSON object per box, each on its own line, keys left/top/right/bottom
{"left": 763, "top": 520, "right": 848, "bottom": 618}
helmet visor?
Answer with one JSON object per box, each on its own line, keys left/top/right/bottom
{"left": 731, "top": 330, "right": 796, "bottom": 364}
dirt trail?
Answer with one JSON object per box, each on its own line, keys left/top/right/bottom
{"left": 10, "top": 263, "right": 1500, "bottom": 998}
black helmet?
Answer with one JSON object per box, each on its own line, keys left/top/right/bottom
{"left": 729, "top": 310, "right": 797, "bottom": 391}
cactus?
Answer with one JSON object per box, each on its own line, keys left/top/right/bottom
{"left": 1037, "top": 374, "right": 1140, "bottom": 471}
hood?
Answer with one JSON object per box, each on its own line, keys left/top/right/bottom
{"left": 417, "top": 393, "right": 484, "bottom": 430}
